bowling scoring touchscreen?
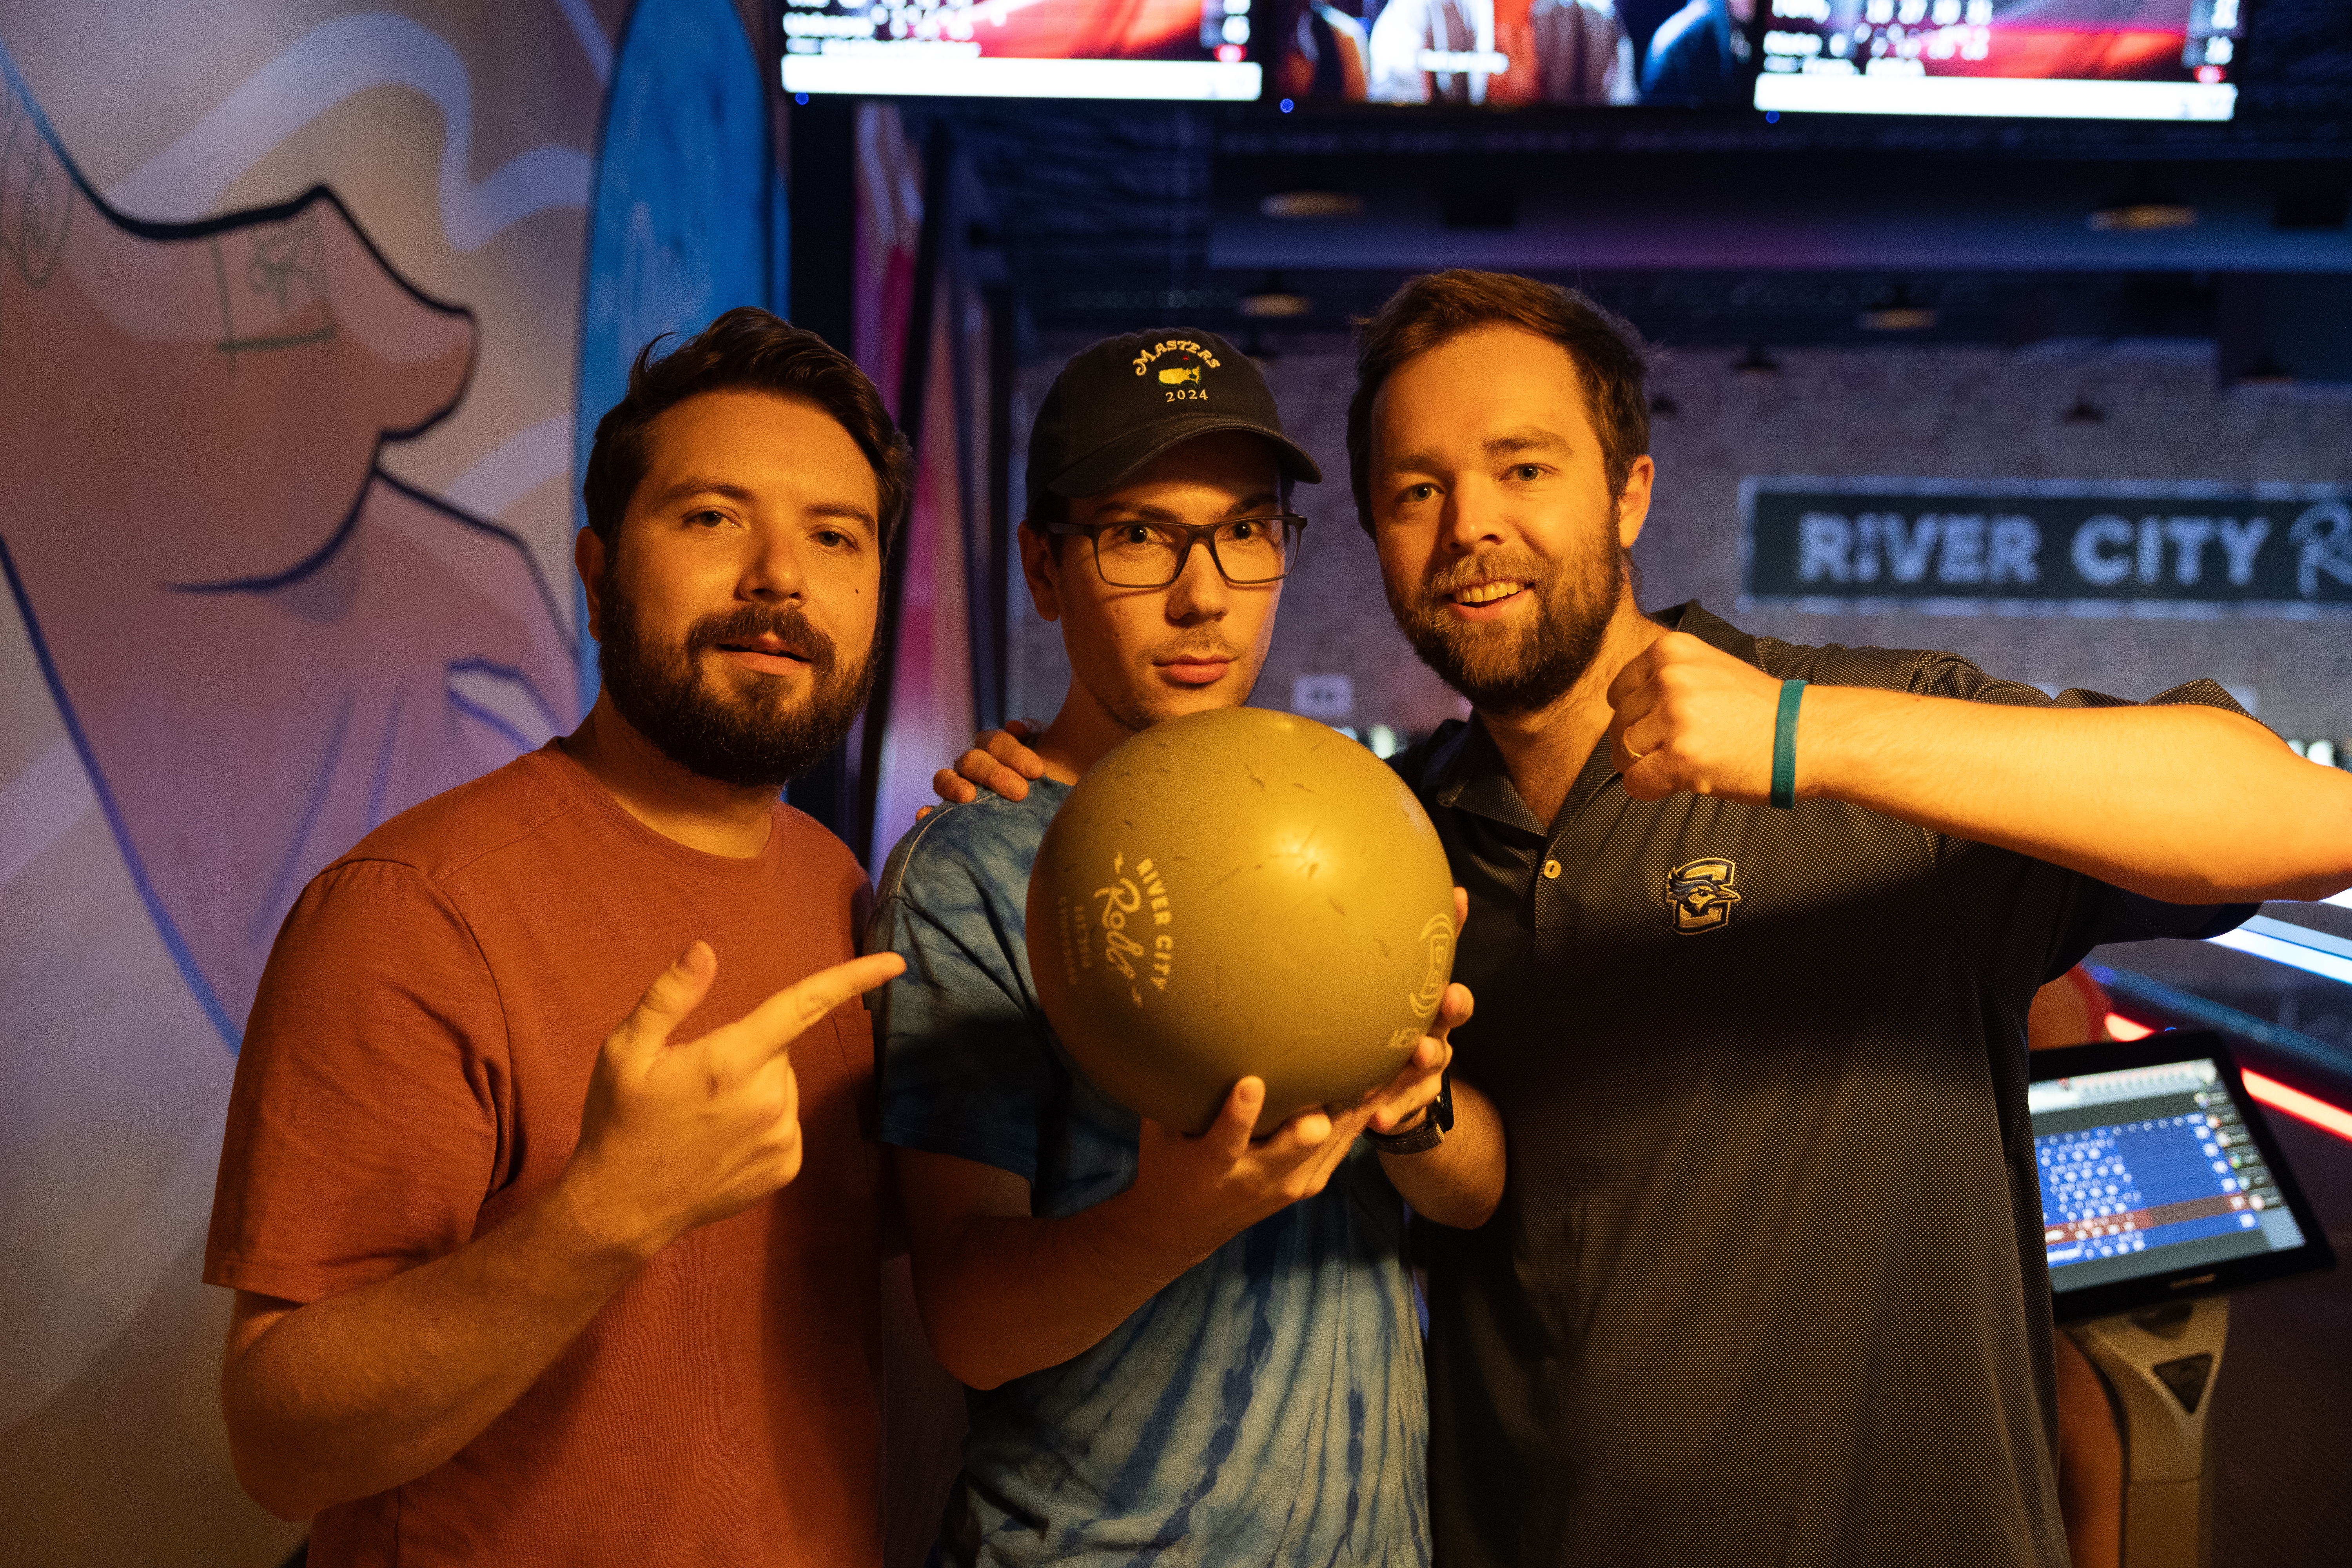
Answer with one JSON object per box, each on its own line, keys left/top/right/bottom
{"left": 2030, "top": 1056, "right": 2307, "bottom": 1295}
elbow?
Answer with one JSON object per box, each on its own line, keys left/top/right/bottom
{"left": 945, "top": 1356, "right": 1007, "bottom": 1393}
{"left": 222, "top": 1372, "right": 335, "bottom": 1522}
{"left": 1428, "top": 1185, "right": 1503, "bottom": 1232}
{"left": 224, "top": 1428, "right": 326, "bottom": 1523}
{"left": 907, "top": 1288, "right": 1007, "bottom": 1392}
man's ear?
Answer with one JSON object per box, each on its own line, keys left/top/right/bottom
{"left": 1615, "top": 455, "right": 1656, "bottom": 550}
{"left": 1017, "top": 520, "right": 1062, "bottom": 624}
{"left": 575, "top": 528, "right": 608, "bottom": 643}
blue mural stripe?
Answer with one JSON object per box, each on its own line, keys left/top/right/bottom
{"left": 366, "top": 681, "right": 408, "bottom": 830}
{"left": 0, "top": 534, "right": 242, "bottom": 1051}
{"left": 374, "top": 466, "right": 573, "bottom": 686}
{"left": 249, "top": 693, "right": 355, "bottom": 949}
{"left": 448, "top": 684, "right": 539, "bottom": 755}
{"left": 445, "top": 655, "right": 561, "bottom": 739}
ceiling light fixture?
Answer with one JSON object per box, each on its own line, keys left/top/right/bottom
{"left": 2231, "top": 349, "right": 2297, "bottom": 387}
{"left": 1239, "top": 273, "right": 1312, "bottom": 318}
{"left": 1731, "top": 343, "right": 1781, "bottom": 378}
{"left": 1259, "top": 191, "right": 1363, "bottom": 220}
{"left": 2061, "top": 395, "right": 2105, "bottom": 425}
{"left": 1858, "top": 282, "right": 1937, "bottom": 332}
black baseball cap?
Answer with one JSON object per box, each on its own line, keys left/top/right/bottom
{"left": 1024, "top": 328, "right": 1321, "bottom": 517}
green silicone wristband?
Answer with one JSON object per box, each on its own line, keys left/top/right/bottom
{"left": 1771, "top": 679, "right": 1806, "bottom": 810}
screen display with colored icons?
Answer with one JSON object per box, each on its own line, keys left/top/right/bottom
{"left": 2030, "top": 1035, "right": 2332, "bottom": 1321}
{"left": 782, "top": 0, "right": 1264, "bottom": 100}
{"left": 1753, "top": 0, "right": 2246, "bottom": 121}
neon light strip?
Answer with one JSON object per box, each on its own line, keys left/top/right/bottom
{"left": 1753, "top": 73, "right": 2237, "bottom": 122}
{"left": 2243, "top": 1068, "right": 2352, "bottom": 1145}
{"left": 782, "top": 54, "right": 1263, "bottom": 100}
{"left": 2209, "top": 926, "right": 2352, "bottom": 987}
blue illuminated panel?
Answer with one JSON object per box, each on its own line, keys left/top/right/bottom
{"left": 2031, "top": 1057, "right": 2305, "bottom": 1291}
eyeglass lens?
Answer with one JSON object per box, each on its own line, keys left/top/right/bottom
{"left": 1096, "top": 517, "right": 1298, "bottom": 587}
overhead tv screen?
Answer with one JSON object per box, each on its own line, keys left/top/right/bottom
{"left": 781, "top": 0, "right": 1263, "bottom": 99}
{"left": 1753, "top": 0, "right": 2245, "bottom": 121}
{"left": 1267, "top": 0, "right": 1760, "bottom": 106}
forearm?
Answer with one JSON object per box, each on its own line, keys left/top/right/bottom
{"left": 910, "top": 1185, "right": 1216, "bottom": 1390}
{"left": 1802, "top": 688, "right": 2352, "bottom": 904}
{"left": 222, "top": 1182, "right": 650, "bottom": 1519}
{"left": 1378, "top": 1078, "right": 1504, "bottom": 1229}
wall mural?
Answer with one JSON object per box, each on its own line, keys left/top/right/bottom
{"left": 0, "top": 4, "right": 751, "bottom": 1559}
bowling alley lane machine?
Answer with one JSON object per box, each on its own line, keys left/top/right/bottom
{"left": 2033, "top": 1032, "right": 2336, "bottom": 1568}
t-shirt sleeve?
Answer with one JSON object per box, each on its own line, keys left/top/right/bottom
{"left": 1905, "top": 657, "right": 2261, "bottom": 979}
{"left": 868, "top": 825, "right": 1056, "bottom": 1185}
{"left": 205, "top": 857, "right": 508, "bottom": 1303}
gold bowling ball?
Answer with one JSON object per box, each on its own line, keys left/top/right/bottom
{"left": 1026, "top": 707, "right": 1456, "bottom": 1137}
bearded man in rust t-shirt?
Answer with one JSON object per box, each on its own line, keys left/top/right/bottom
{"left": 205, "top": 309, "right": 910, "bottom": 1566}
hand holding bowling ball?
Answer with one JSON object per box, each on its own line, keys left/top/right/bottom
{"left": 1026, "top": 708, "right": 1459, "bottom": 1137}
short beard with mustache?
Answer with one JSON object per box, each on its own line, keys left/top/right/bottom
{"left": 596, "top": 568, "right": 874, "bottom": 792}
{"left": 1388, "top": 520, "right": 1624, "bottom": 719}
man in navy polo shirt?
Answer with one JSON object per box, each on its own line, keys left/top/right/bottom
{"left": 1349, "top": 269, "right": 2351, "bottom": 1568}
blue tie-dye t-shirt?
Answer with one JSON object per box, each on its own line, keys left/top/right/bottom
{"left": 869, "top": 782, "right": 1430, "bottom": 1568}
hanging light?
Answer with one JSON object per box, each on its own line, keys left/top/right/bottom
{"left": 1858, "top": 281, "right": 1937, "bottom": 332}
{"left": 2089, "top": 199, "right": 2198, "bottom": 233}
{"left": 1239, "top": 273, "right": 1312, "bottom": 318}
{"left": 2232, "top": 350, "right": 2297, "bottom": 387}
{"left": 2061, "top": 395, "right": 2105, "bottom": 425}
{"left": 1259, "top": 191, "right": 1363, "bottom": 220}
{"left": 1731, "top": 343, "right": 1781, "bottom": 378}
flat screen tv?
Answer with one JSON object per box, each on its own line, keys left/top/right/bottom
{"left": 781, "top": 0, "right": 1264, "bottom": 99}
{"left": 1260, "top": 0, "right": 1761, "bottom": 107}
{"left": 1752, "top": 0, "right": 2246, "bottom": 121}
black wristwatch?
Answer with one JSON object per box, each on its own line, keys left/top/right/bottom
{"left": 1367, "top": 1071, "right": 1453, "bottom": 1156}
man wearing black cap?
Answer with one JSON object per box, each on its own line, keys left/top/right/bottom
{"left": 867, "top": 330, "right": 1499, "bottom": 1565}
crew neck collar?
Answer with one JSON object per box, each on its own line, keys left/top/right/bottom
{"left": 530, "top": 741, "right": 791, "bottom": 892}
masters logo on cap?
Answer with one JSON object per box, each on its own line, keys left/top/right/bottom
{"left": 1024, "top": 326, "right": 1322, "bottom": 516}
{"left": 1132, "top": 339, "right": 1222, "bottom": 401}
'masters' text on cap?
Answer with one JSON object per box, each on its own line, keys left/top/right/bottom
{"left": 1025, "top": 328, "right": 1321, "bottom": 515}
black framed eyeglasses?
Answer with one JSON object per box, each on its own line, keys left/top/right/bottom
{"left": 1045, "top": 514, "right": 1308, "bottom": 588}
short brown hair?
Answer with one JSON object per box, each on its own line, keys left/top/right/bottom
{"left": 1346, "top": 270, "right": 1651, "bottom": 535}
{"left": 583, "top": 307, "right": 912, "bottom": 552}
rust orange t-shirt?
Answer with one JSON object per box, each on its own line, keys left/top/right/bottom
{"left": 205, "top": 743, "right": 884, "bottom": 1566}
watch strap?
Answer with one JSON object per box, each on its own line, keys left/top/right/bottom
{"left": 1366, "top": 1070, "right": 1453, "bottom": 1156}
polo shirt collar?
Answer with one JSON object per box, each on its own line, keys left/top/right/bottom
{"left": 1416, "top": 599, "right": 1749, "bottom": 837}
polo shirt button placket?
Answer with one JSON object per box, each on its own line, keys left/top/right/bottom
{"left": 1534, "top": 844, "right": 1574, "bottom": 942}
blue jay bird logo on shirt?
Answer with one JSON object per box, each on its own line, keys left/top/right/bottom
{"left": 1668, "top": 858, "right": 1742, "bottom": 934}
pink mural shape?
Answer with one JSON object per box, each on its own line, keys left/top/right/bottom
{"left": 0, "top": 56, "right": 573, "bottom": 1042}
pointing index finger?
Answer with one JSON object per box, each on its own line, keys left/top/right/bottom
{"left": 710, "top": 952, "right": 906, "bottom": 1074}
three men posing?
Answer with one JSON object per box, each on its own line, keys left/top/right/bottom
{"left": 210, "top": 279, "right": 2352, "bottom": 1566}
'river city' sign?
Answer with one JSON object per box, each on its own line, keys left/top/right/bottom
{"left": 1742, "top": 479, "right": 2352, "bottom": 617}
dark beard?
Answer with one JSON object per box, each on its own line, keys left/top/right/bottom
{"left": 597, "top": 573, "right": 874, "bottom": 791}
{"left": 1389, "top": 534, "right": 1623, "bottom": 718}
